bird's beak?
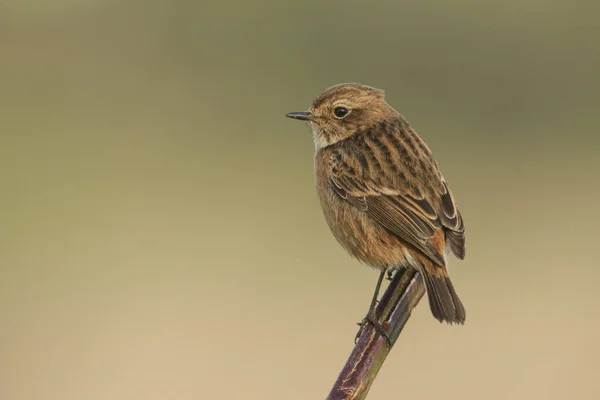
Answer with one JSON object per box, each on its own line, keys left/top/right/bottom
{"left": 285, "top": 111, "right": 316, "bottom": 122}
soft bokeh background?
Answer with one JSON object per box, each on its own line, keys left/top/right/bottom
{"left": 1, "top": 1, "right": 599, "bottom": 399}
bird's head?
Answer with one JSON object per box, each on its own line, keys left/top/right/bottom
{"left": 286, "top": 83, "right": 394, "bottom": 148}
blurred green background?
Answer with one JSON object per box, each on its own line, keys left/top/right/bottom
{"left": 1, "top": 1, "right": 599, "bottom": 399}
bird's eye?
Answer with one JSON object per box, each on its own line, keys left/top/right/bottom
{"left": 333, "top": 106, "right": 350, "bottom": 119}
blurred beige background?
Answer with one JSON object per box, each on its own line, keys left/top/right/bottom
{"left": 1, "top": 1, "right": 599, "bottom": 399}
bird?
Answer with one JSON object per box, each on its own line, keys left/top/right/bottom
{"left": 285, "top": 83, "right": 466, "bottom": 337}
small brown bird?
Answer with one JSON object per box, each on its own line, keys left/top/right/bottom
{"left": 286, "top": 83, "right": 466, "bottom": 331}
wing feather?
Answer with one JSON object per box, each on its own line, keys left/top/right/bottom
{"left": 328, "top": 126, "right": 465, "bottom": 265}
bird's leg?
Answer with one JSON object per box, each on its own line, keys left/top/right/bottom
{"left": 355, "top": 269, "right": 392, "bottom": 346}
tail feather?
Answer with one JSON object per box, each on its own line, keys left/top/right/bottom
{"left": 421, "top": 271, "right": 466, "bottom": 324}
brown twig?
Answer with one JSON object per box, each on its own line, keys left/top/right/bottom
{"left": 326, "top": 268, "right": 425, "bottom": 400}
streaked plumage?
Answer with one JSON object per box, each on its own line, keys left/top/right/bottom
{"left": 287, "top": 83, "right": 466, "bottom": 324}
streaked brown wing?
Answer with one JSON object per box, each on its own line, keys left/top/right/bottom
{"left": 328, "top": 123, "right": 465, "bottom": 266}
{"left": 331, "top": 174, "right": 447, "bottom": 266}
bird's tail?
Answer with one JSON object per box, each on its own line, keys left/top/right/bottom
{"left": 421, "top": 267, "right": 466, "bottom": 324}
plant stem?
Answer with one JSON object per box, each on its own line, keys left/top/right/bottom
{"left": 326, "top": 268, "right": 425, "bottom": 400}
